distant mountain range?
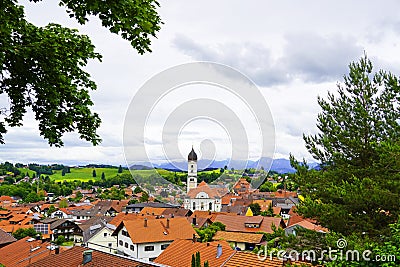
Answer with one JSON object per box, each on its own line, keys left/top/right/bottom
{"left": 130, "top": 158, "right": 320, "bottom": 174}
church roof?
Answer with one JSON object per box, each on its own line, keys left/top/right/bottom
{"left": 187, "top": 181, "right": 228, "bottom": 199}
{"left": 188, "top": 147, "right": 197, "bottom": 161}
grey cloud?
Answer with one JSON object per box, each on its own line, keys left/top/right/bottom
{"left": 173, "top": 33, "right": 363, "bottom": 86}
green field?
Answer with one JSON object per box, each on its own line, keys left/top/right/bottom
{"left": 51, "top": 168, "right": 131, "bottom": 182}
{"left": 18, "top": 168, "right": 37, "bottom": 177}
{"left": 17, "top": 167, "right": 242, "bottom": 183}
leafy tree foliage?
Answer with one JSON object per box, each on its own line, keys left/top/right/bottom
{"left": 13, "top": 228, "right": 40, "bottom": 239}
{"left": 59, "top": 199, "right": 68, "bottom": 208}
{"left": 24, "top": 192, "right": 42, "bottom": 203}
{"left": 0, "top": 0, "right": 162, "bottom": 145}
{"left": 55, "top": 235, "right": 66, "bottom": 245}
{"left": 260, "top": 203, "right": 274, "bottom": 217}
{"left": 292, "top": 55, "right": 400, "bottom": 237}
{"left": 249, "top": 203, "right": 261, "bottom": 216}
{"left": 139, "top": 190, "right": 149, "bottom": 202}
{"left": 195, "top": 222, "right": 225, "bottom": 242}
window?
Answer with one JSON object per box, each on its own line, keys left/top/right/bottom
{"left": 209, "top": 202, "right": 212, "bottom": 211}
{"left": 125, "top": 242, "right": 128, "bottom": 248}
{"left": 191, "top": 170, "right": 193, "bottom": 173}
{"left": 201, "top": 202, "right": 204, "bottom": 210}
{"left": 103, "top": 233, "right": 107, "bottom": 237}
{"left": 192, "top": 202, "right": 196, "bottom": 210}
{"left": 130, "top": 245, "right": 134, "bottom": 251}
{"left": 108, "top": 243, "right": 112, "bottom": 247}
{"left": 119, "top": 240, "right": 123, "bottom": 246}
{"left": 161, "top": 244, "right": 169, "bottom": 250}
{"left": 191, "top": 165, "right": 193, "bottom": 168}
{"left": 144, "top": 245, "right": 154, "bottom": 251}
{"left": 122, "top": 230, "right": 129, "bottom": 237}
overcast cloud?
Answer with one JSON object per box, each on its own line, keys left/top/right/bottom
{"left": 1, "top": 0, "right": 400, "bottom": 166}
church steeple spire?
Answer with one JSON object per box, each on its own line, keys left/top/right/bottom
{"left": 187, "top": 146, "right": 198, "bottom": 193}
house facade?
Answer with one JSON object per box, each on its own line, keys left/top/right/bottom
{"left": 113, "top": 217, "right": 196, "bottom": 261}
{"left": 87, "top": 225, "right": 118, "bottom": 253}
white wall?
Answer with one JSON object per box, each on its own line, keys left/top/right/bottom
{"left": 87, "top": 227, "right": 117, "bottom": 253}
{"left": 116, "top": 226, "right": 172, "bottom": 261}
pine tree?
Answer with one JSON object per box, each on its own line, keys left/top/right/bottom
{"left": 118, "top": 165, "right": 123, "bottom": 173}
{"left": 101, "top": 172, "right": 105, "bottom": 180}
{"left": 92, "top": 169, "right": 96, "bottom": 178}
{"left": 191, "top": 254, "right": 196, "bottom": 267}
{"left": 292, "top": 54, "right": 400, "bottom": 237}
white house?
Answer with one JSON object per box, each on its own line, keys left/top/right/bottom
{"left": 50, "top": 208, "right": 72, "bottom": 219}
{"left": 112, "top": 217, "right": 196, "bottom": 261}
{"left": 87, "top": 224, "right": 117, "bottom": 253}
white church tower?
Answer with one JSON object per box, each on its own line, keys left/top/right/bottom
{"left": 187, "top": 146, "right": 198, "bottom": 193}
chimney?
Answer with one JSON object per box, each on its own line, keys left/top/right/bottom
{"left": 171, "top": 213, "right": 174, "bottom": 218}
{"left": 144, "top": 218, "right": 148, "bottom": 227}
{"left": 216, "top": 244, "right": 222, "bottom": 258}
{"left": 166, "top": 218, "right": 170, "bottom": 228}
{"left": 82, "top": 250, "right": 93, "bottom": 265}
{"left": 193, "top": 215, "right": 197, "bottom": 225}
{"left": 55, "top": 246, "right": 60, "bottom": 255}
{"left": 192, "top": 234, "right": 196, "bottom": 243}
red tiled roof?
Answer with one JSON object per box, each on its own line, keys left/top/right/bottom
{"left": 187, "top": 182, "right": 228, "bottom": 199}
{"left": 28, "top": 246, "right": 160, "bottom": 267}
{"left": 0, "top": 196, "right": 15, "bottom": 202}
{"left": 252, "top": 199, "right": 272, "bottom": 212}
{"left": 115, "top": 217, "right": 196, "bottom": 244}
{"left": 223, "top": 251, "right": 282, "bottom": 267}
{"left": 140, "top": 207, "right": 166, "bottom": 216}
{"left": 109, "top": 212, "right": 144, "bottom": 226}
{"left": 221, "top": 194, "right": 242, "bottom": 205}
{"left": 287, "top": 208, "right": 316, "bottom": 227}
{"left": 288, "top": 220, "right": 329, "bottom": 233}
{"left": 0, "top": 228, "right": 16, "bottom": 246}
{"left": 0, "top": 237, "right": 54, "bottom": 267}
{"left": 214, "top": 215, "right": 285, "bottom": 233}
{"left": 154, "top": 239, "right": 234, "bottom": 267}
{"left": 272, "top": 207, "right": 281, "bottom": 215}
{"left": 213, "top": 231, "right": 263, "bottom": 244}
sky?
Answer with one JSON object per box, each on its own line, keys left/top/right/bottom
{"left": 2, "top": 0, "right": 400, "bottom": 167}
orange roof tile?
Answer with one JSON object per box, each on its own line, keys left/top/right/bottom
{"left": 109, "top": 213, "right": 144, "bottom": 226}
{"left": 272, "top": 207, "right": 281, "bottom": 215}
{"left": 115, "top": 217, "right": 196, "bottom": 244}
{"left": 289, "top": 220, "right": 329, "bottom": 233}
{"left": 0, "top": 196, "right": 15, "bottom": 202}
{"left": 252, "top": 199, "right": 272, "bottom": 212}
{"left": 0, "top": 224, "right": 33, "bottom": 234}
{"left": 221, "top": 194, "right": 242, "bottom": 205}
{"left": 223, "top": 251, "right": 282, "bottom": 267}
{"left": 287, "top": 208, "right": 316, "bottom": 226}
{"left": 154, "top": 239, "right": 234, "bottom": 267}
{"left": 140, "top": 207, "right": 166, "bottom": 216}
{"left": 213, "top": 231, "right": 263, "bottom": 244}
{"left": 9, "top": 214, "right": 28, "bottom": 223}
{"left": 214, "top": 215, "right": 285, "bottom": 234}
{"left": 0, "top": 237, "right": 54, "bottom": 267}
{"left": 28, "top": 246, "right": 159, "bottom": 267}
{"left": 187, "top": 181, "right": 228, "bottom": 199}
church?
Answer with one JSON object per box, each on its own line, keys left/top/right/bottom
{"left": 184, "top": 147, "right": 228, "bottom": 212}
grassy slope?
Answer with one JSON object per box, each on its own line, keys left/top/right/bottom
{"left": 51, "top": 168, "right": 132, "bottom": 182}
